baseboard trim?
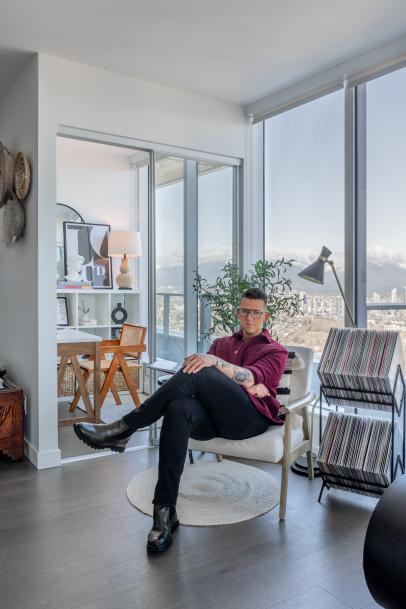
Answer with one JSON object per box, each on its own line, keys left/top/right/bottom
{"left": 61, "top": 443, "right": 154, "bottom": 464}
{"left": 24, "top": 439, "right": 61, "bottom": 469}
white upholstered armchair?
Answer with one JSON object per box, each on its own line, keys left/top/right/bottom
{"left": 188, "top": 345, "right": 316, "bottom": 520}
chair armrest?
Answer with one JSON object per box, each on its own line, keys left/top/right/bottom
{"left": 281, "top": 391, "right": 316, "bottom": 414}
{"left": 101, "top": 339, "right": 120, "bottom": 346}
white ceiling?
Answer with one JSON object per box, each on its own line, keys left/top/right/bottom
{"left": 0, "top": 0, "right": 406, "bottom": 105}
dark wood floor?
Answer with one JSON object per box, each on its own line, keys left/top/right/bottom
{"left": 0, "top": 448, "right": 380, "bottom": 609}
{"left": 58, "top": 393, "right": 152, "bottom": 459}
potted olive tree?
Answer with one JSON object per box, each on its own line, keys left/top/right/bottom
{"left": 194, "top": 258, "right": 302, "bottom": 341}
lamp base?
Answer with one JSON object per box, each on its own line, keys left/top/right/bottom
{"left": 291, "top": 454, "right": 321, "bottom": 478}
{"left": 115, "top": 255, "right": 133, "bottom": 290}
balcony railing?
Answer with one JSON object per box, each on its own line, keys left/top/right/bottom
{"left": 155, "top": 292, "right": 212, "bottom": 361}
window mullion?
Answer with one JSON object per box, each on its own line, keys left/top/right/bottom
{"left": 184, "top": 160, "right": 198, "bottom": 355}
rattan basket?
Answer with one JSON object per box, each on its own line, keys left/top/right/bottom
{"left": 58, "top": 363, "right": 140, "bottom": 398}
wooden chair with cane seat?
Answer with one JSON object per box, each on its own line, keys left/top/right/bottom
{"left": 70, "top": 323, "right": 147, "bottom": 412}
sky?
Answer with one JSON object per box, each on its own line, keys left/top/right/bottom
{"left": 156, "top": 65, "right": 406, "bottom": 276}
{"left": 265, "top": 65, "right": 406, "bottom": 264}
{"left": 155, "top": 165, "right": 233, "bottom": 268}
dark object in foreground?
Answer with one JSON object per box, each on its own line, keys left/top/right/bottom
{"left": 364, "top": 476, "right": 406, "bottom": 609}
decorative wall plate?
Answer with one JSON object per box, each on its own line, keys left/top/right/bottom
{"left": 14, "top": 152, "right": 31, "bottom": 202}
{"left": 1, "top": 198, "right": 25, "bottom": 246}
{"left": 0, "top": 143, "right": 15, "bottom": 208}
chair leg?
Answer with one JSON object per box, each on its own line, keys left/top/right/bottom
{"left": 279, "top": 413, "right": 292, "bottom": 520}
{"left": 110, "top": 380, "right": 122, "bottom": 406}
{"left": 69, "top": 369, "right": 90, "bottom": 412}
{"left": 99, "top": 358, "right": 120, "bottom": 407}
{"left": 118, "top": 355, "right": 141, "bottom": 407}
{"left": 188, "top": 449, "right": 194, "bottom": 464}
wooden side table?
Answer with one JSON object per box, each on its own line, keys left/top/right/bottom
{"left": 0, "top": 377, "right": 24, "bottom": 461}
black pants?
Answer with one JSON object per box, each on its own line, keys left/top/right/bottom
{"left": 123, "top": 367, "right": 269, "bottom": 507}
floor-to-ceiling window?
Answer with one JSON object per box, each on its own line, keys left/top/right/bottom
{"left": 365, "top": 67, "right": 406, "bottom": 352}
{"left": 264, "top": 90, "right": 345, "bottom": 354}
{"left": 154, "top": 156, "right": 238, "bottom": 361}
{"left": 155, "top": 156, "right": 185, "bottom": 361}
{"left": 197, "top": 163, "right": 235, "bottom": 348}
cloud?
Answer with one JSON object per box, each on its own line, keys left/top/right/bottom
{"left": 367, "top": 246, "right": 406, "bottom": 264}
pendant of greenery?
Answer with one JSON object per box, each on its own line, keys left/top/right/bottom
{"left": 194, "top": 259, "right": 302, "bottom": 338}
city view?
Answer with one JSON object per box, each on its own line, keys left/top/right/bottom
{"left": 156, "top": 256, "right": 406, "bottom": 357}
{"left": 155, "top": 68, "right": 406, "bottom": 360}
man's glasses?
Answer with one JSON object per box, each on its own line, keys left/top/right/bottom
{"left": 237, "top": 308, "right": 265, "bottom": 319}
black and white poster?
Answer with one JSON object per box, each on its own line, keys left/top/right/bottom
{"left": 63, "top": 222, "right": 112, "bottom": 288}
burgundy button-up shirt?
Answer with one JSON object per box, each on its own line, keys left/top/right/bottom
{"left": 207, "top": 329, "right": 288, "bottom": 425}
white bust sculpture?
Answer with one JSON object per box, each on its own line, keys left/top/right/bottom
{"left": 65, "top": 254, "right": 85, "bottom": 282}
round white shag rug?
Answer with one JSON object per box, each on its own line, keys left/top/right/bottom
{"left": 126, "top": 459, "right": 279, "bottom": 526}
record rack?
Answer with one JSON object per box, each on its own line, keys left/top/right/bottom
{"left": 316, "top": 329, "right": 406, "bottom": 501}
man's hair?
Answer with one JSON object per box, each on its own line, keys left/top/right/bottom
{"left": 240, "top": 287, "right": 268, "bottom": 308}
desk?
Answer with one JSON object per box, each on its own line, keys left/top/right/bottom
{"left": 57, "top": 329, "right": 102, "bottom": 427}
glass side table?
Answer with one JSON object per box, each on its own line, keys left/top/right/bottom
{"left": 143, "top": 359, "right": 182, "bottom": 445}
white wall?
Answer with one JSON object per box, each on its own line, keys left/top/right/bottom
{"left": 31, "top": 53, "right": 247, "bottom": 468}
{"left": 57, "top": 138, "right": 136, "bottom": 228}
{"left": 0, "top": 57, "right": 60, "bottom": 467}
{"left": 39, "top": 54, "right": 246, "bottom": 159}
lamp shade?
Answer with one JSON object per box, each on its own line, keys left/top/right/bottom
{"left": 108, "top": 230, "right": 142, "bottom": 258}
{"left": 298, "top": 246, "right": 332, "bottom": 284}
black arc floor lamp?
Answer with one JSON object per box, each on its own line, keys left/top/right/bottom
{"left": 298, "top": 245, "right": 356, "bottom": 328}
{"left": 291, "top": 246, "right": 356, "bottom": 477}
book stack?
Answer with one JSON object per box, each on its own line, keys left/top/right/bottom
{"left": 317, "top": 412, "right": 393, "bottom": 496}
{"left": 57, "top": 280, "right": 92, "bottom": 289}
{"left": 318, "top": 329, "right": 404, "bottom": 410}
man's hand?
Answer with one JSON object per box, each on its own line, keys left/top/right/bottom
{"left": 247, "top": 383, "right": 270, "bottom": 398}
{"left": 182, "top": 353, "right": 218, "bottom": 374}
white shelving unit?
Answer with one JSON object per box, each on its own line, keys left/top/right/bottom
{"left": 57, "top": 289, "right": 142, "bottom": 339}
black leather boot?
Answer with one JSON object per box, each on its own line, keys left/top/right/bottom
{"left": 147, "top": 504, "right": 180, "bottom": 554}
{"left": 73, "top": 419, "right": 133, "bottom": 452}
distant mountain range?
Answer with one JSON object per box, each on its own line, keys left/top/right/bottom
{"left": 156, "top": 257, "right": 406, "bottom": 299}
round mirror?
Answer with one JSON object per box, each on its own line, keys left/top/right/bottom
{"left": 56, "top": 203, "right": 84, "bottom": 282}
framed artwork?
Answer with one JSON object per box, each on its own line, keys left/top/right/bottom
{"left": 57, "top": 297, "right": 69, "bottom": 326}
{"left": 56, "top": 203, "right": 84, "bottom": 282}
{"left": 63, "top": 221, "right": 112, "bottom": 288}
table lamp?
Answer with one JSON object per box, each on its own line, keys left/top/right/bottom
{"left": 108, "top": 230, "right": 142, "bottom": 290}
{"left": 298, "top": 245, "right": 356, "bottom": 327}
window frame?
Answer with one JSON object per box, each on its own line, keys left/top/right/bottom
{"left": 256, "top": 69, "right": 406, "bottom": 334}
{"left": 149, "top": 156, "right": 240, "bottom": 365}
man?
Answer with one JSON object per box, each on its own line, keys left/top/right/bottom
{"left": 74, "top": 288, "right": 288, "bottom": 554}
